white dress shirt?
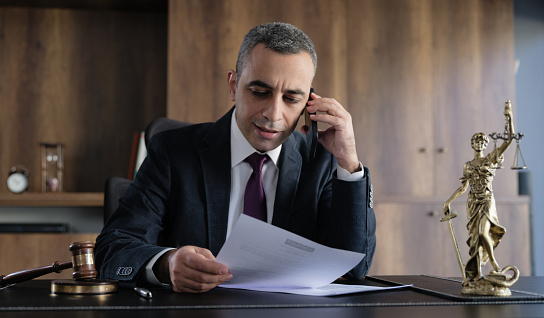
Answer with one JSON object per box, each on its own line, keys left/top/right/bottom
{"left": 145, "top": 109, "right": 364, "bottom": 284}
{"left": 227, "top": 110, "right": 281, "bottom": 237}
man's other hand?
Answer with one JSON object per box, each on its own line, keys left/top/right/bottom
{"left": 154, "top": 246, "right": 233, "bottom": 293}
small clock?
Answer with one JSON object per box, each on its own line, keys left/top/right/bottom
{"left": 7, "top": 165, "right": 29, "bottom": 194}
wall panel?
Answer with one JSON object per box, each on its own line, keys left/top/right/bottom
{"left": 0, "top": 7, "right": 167, "bottom": 192}
{"left": 167, "top": 0, "right": 348, "bottom": 123}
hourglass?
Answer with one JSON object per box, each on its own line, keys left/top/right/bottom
{"left": 40, "top": 143, "right": 64, "bottom": 192}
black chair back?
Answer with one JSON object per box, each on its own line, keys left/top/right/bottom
{"left": 103, "top": 118, "right": 190, "bottom": 223}
{"left": 144, "top": 117, "right": 191, "bottom": 147}
{"left": 103, "top": 176, "right": 132, "bottom": 223}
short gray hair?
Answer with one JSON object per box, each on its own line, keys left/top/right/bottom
{"left": 236, "top": 22, "right": 317, "bottom": 82}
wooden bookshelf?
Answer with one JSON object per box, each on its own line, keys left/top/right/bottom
{"left": 0, "top": 192, "right": 103, "bottom": 207}
{"left": 0, "top": 5, "right": 166, "bottom": 194}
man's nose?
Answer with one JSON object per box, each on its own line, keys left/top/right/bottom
{"left": 263, "top": 96, "right": 282, "bottom": 122}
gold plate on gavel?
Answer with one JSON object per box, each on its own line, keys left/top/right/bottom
{"left": 51, "top": 279, "right": 118, "bottom": 295}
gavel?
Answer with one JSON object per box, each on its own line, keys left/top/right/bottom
{"left": 0, "top": 241, "right": 117, "bottom": 294}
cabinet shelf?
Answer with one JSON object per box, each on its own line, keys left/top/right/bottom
{"left": 0, "top": 0, "right": 168, "bottom": 12}
{"left": 0, "top": 192, "right": 104, "bottom": 207}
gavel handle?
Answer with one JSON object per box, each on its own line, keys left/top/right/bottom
{"left": 0, "top": 261, "right": 72, "bottom": 287}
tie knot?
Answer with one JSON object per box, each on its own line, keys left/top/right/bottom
{"left": 245, "top": 153, "right": 268, "bottom": 173}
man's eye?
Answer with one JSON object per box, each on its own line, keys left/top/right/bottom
{"left": 284, "top": 97, "right": 300, "bottom": 104}
{"left": 251, "top": 89, "right": 270, "bottom": 97}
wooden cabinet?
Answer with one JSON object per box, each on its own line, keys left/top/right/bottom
{"left": 368, "top": 197, "right": 531, "bottom": 277}
{"left": 348, "top": 0, "right": 517, "bottom": 199}
{"left": 369, "top": 200, "right": 446, "bottom": 276}
{"left": 342, "top": 0, "right": 530, "bottom": 276}
{"left": 0, "top": 3, "right": 167, "bottom": 193}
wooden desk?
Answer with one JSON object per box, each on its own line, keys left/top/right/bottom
{"left": 1, "top": 276, "right": 543, "bottom": 318}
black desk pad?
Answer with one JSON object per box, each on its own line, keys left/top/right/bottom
{"left": 1, "top": 277, "right": 543, "bottom": 313}
{"left": 367, "top": 275, "right": 544, "bottom": 302}
{"left": 0, "top": 279, "right": 446, "bottom": 312}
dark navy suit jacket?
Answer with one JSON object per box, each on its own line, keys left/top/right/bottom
{"left": 95, "top": 108, "right": 376, "bottom": 285}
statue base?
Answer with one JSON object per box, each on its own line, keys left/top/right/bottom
{"left": 462, "top": 265, "right": 520, "bottom": 297}
{"left": 462, "top": 279, "right": 512, "bottom": 296}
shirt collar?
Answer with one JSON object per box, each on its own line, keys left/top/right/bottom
{"left": 231, "top": 108, "right": 282, "bottom": 168}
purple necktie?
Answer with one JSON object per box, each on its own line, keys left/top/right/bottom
{"left": 244, "top": 153, "right": 269, "bottom": 221}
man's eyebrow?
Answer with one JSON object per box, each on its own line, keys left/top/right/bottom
{"left": 248, "top": 80, "right": 306, "bottom": 96}
{"left": 286, "top": 89, "right": 305, "bottom": 96}
{"left": 248, "top": 80, "right": 273, "bottom": 89}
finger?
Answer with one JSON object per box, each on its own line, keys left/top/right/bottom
{"left": 193, "top": 246, "right": 217, "bottom": 261}
{"left": 183, "top": 262, "right": 232, "bottom": 283}
{"left": 174, "top": 277, "right": 232, "bottom": 293}
{"left": 172, "top": 266, "right": 232, "bottom": 293}
{"left": 311, "top": 113, "right": 344, "bottom": 129}
{"left": 170, "top": 261, "right": 232, "bottom": 292}
{"left": 175, "top": 247, "right": 228, "bottom": 276}
{"left": 172, "top": 279, "right": 227, "bottom": 293}
{"left": 168, "top": 247, "right": 232, "bottom": 292}
{"left": 307, "top": 98, "right": 349, "bottom": 120}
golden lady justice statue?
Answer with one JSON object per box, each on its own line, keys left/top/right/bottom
{"left": 442, "top": 100, "right": 523, "bottom": 296}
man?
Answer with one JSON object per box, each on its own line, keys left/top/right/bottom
{"left": 95, "top": 22, "right": 376, "bottom": 293}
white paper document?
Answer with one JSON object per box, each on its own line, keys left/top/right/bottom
{"left": 216, "top": 215, "right": 409, "bottom": 296}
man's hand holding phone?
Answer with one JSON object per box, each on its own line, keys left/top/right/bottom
{"left": 303, "top": 91, "right": 361, "bottom": 174}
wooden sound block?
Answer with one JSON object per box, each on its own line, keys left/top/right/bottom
{"left": 51, "top": 279, "right": 118, "bottom": 295}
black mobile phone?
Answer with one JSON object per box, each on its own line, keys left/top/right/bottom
{"left": 305, "top": 88, "right": 318, "bottom": 159}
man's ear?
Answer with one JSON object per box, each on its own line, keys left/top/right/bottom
{"left": 227, "top": 70, "right": 237, "bottom": 102}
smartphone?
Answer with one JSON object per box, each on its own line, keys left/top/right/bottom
{"left": 305, "top": 88, "right": 318, "bottom": 159}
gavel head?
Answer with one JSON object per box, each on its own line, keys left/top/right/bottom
{"left": 69, "top": 241, "right": 98, "bottom": 280}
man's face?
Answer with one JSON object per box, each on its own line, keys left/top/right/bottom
{"left": 229, "top": 43, "right": 315, "bottom": 152}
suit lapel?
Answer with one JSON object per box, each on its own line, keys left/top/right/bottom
{"left": 200, "top": 109, "right": 233, "bottom": 255}
{"left": 198, "top": 109, "right": 302, "bottom": 253}
{"left": 272, "top": 135, "right": 302, "bottom": 229}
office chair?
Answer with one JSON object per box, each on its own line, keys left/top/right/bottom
{"left": 103, "top": 176, "right": 133, "bottom": 223}
{"left": 144, "top": 117, "right": 191, "bottom": 147}
{"left": 103, "top": 117, "right": 191, "bottom": 223}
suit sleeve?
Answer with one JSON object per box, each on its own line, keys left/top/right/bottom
{"left": 94, "top": 137, "right": 173, "bottom": 287}
{"left": 320, "top": 165, "right": 376, "bottom": 280}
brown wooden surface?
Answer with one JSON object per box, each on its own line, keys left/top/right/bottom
{"left": 167, "top": 0, "right": 348, "bottom": 124}
{"left": 0, "top": 192, "right": 103, "bottom": 207}
{"left": 431, "top": 0, "right": 517, "bottom": 198}
{"left": 348, "top": 0, "right": 435, "bottom": 198}
{"left": 0, "top": 233, "right": 98, "bottom": 280}
{"left": 0, "top": 7, "right": 167, "bottom": 193}
{"left": 0, "top": 0, "right": 168, "bottom": 11}
{"left": 0, "top": 2, "right": 518, "bottom": 195}
{"left": 348, "top": 0, "right": 516, "bottom": 199}
{"left": 368, "top": 197, "right": 531, "bottom": 277}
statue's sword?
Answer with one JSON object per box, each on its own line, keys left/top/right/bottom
{"left": 440, "top": 212, "right": 466, "bottom": 279}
